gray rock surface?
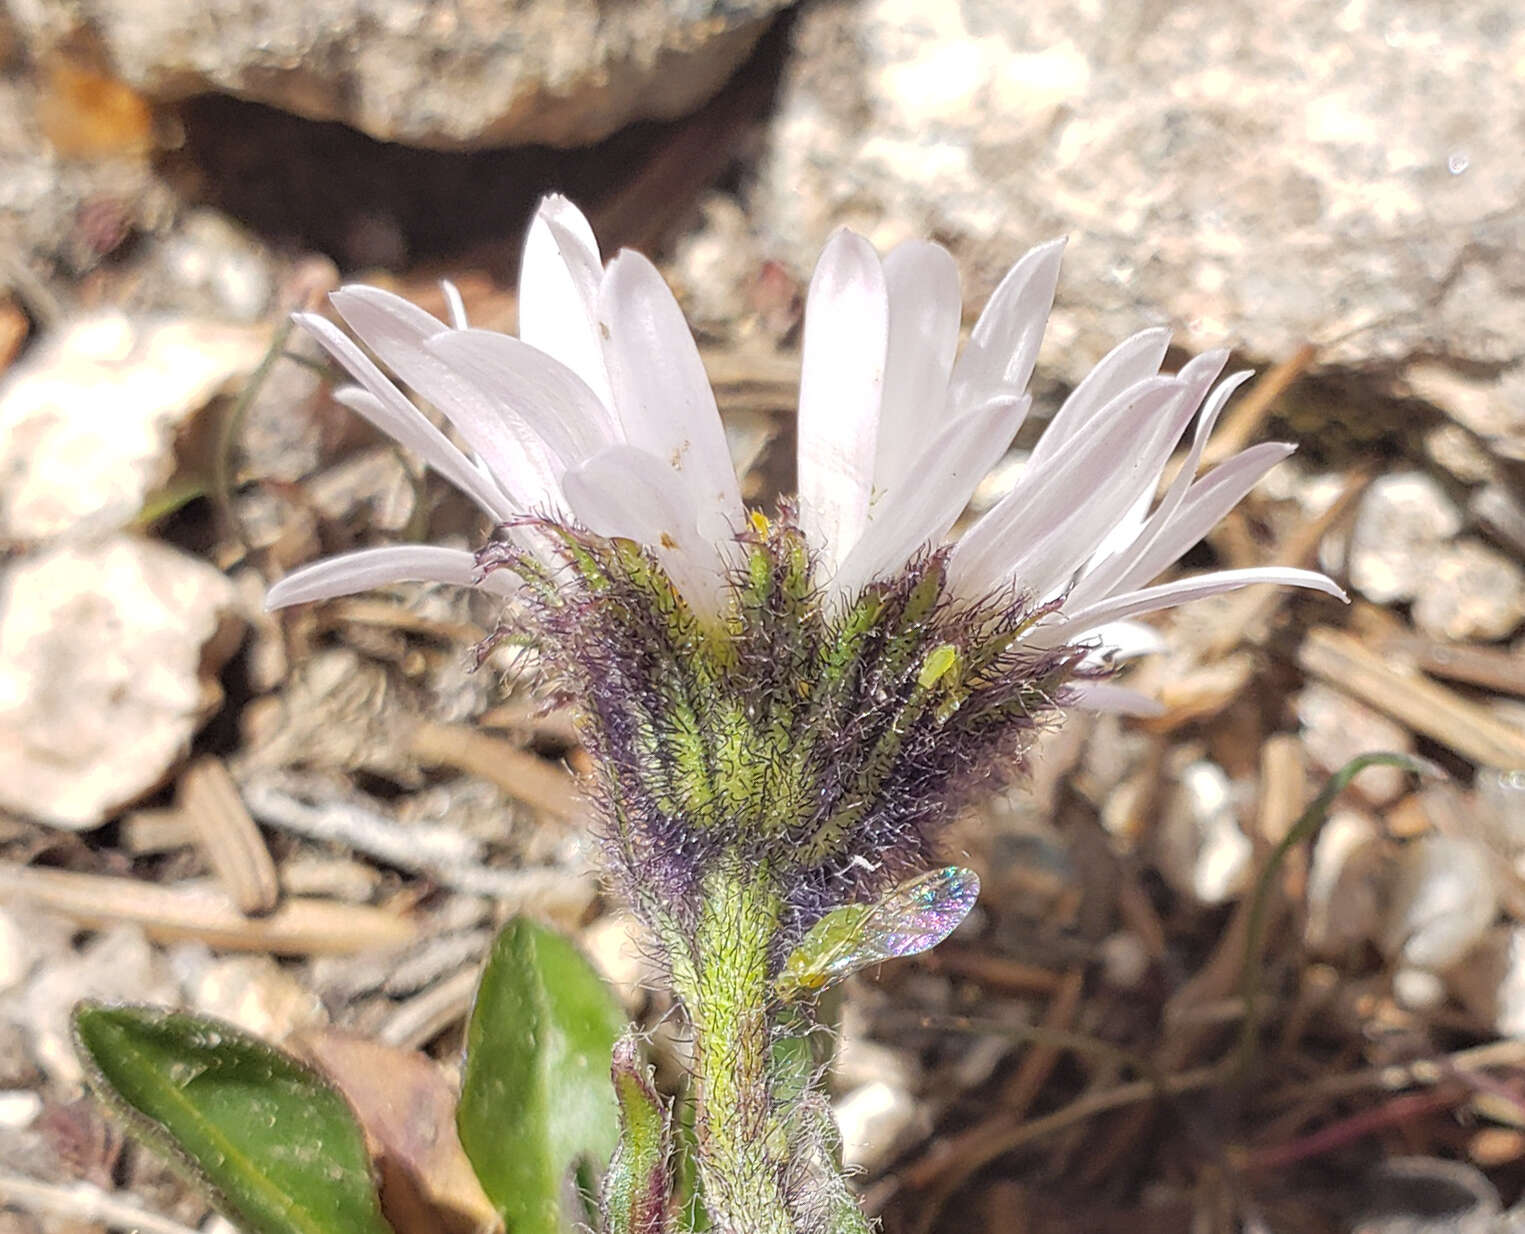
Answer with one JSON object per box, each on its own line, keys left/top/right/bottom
{"left": 752, "top": 0, "right": 1525, "bottom": 385}
{"left": 9, "top": 0, "right": 787, "bottom": 149}
{"left": 0, "top": 536, "right": 242, "bottom": 829}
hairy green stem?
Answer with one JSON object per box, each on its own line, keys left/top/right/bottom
{"left": 667, "top": 864, "right": 795, "bottom": 1234}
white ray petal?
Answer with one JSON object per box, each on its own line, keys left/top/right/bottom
{"left": 1077, "top": 620, "right": 1167, "bottom": 666}
{"left": 1008, "top": 360, "right": 1226, "bottom": 600}
{"left": 795, "top": 228, "right": 889, "bottom": 571}
{"left": 266, "top": 545, "right": 517, "bottom": 609}
{"left": 331, "top": 286, "right": 564, "bottom": 510}
{"left": 561, "top": 444, "right": 730, "bottom": 615}
{"left": 425, "top": 328, "right": 618, "bottom": 466}
{"left": 832, "top": 394, "right": 1029, "bottom": 599}
{"left": 873, "top": 240, "right": 962, "bottom": 499}
{"left": 1065, "top": 681, "right": 1166, "bottom": 717}
{"left": 597, "top": 251, "right": 744, "bottom": 533}
{"left": 1026, "top": 327, "right": 1173, "bottom": 473}
{"left": 1052, "top": 568, "right": 1348, "bottom": 637}
{"left": 1074, "top": 440, "right": 1295, "bottom": 609}
{"left": 1075, "top": 368, "right": 1252, "bottom": 597}
{"left": 948, "top": 238, "right": 1064, "bottom": 416}
{"left": 949, "top": 377, "right": 1184, "bottom": 595}
{"left": 297, "top": 313, "right": 513, "bottom": 520}
{"left": 518, "top": 194, "right": 613, "bottom": 408}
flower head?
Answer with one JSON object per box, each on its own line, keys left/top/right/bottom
{"left": 268, "top": 195, "right": 1343, "bottom": 931}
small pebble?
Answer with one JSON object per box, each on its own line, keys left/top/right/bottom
{"left": 1099, "top": 931, "right": 1151, "bottom": 990}
{"left": 834, "top": 1080, "right": 927, "bottom": 1172}
{"left": 1410, "top": 537, "right": 1525, "bottom": 642}
{"left": 1296, "top": 683, "right": 1414, "bottom": 805}
{"left": 1478, "top": 769, "right": 1525, "bottom": 852}
{"left": 1157, "top": 760, "right": 1252, "bottom": 905}
{"left": 1392, "top": 967, "right": 1446, "bottom": 1012}
{"left": 1347, "top": 472, "right": 1462, "bottom": 604}
{"left": 0, "top": 1089, "right": 42, "bottom": 1129}
{"left": 1305, "top": 812, "right": 1383, "bottom": 957}
{"left": 1383, "top": 836, "right": 1498, "bottom": 971}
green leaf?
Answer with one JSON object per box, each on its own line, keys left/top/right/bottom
{"left": 458, "top": 918, "right": 626, "bottom": 1234}
{"left": 601, "top": 1036, "right": 672, "bottom": 1234}
{"left": 72, "top": 1003, "right": 393, "bottom": 1234}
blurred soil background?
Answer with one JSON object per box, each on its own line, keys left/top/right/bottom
{"left": 1, "top": 1, "right": 1524, "bottom": 1232}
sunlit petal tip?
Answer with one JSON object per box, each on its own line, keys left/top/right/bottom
{"left": 531, "top": 193, "right": 600, "bottom": 252}
{"left": 266, "top": 545, "right": 492, "bottom": 610}
{"left": 440, "top": 279, "right": 468, "bottom": 330}
{"left": 329, "top": 283, "right": 433, "bottom": 321}
{"left": 1066, "top": 682, "right": 1167, "bottom": 717}
{"left": 809, "top": 228, "right": 888, "bottom": 301}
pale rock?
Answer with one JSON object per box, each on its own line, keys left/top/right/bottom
{"left": 1305, "top": 811, "right": 1383, "bottom": 957}
{"left": 834, "top": 1079, "right": 927, "bottom": 1173}
{"left": 152, "top": 209, "right": 275, "bottom": 322}
{"left": 1078, "top": 712, "right": 1154, "bottom": 805}
{"left": 1424, "top": 423, "right": 1498, "bottom": 486}
{"left": 1353, "top": 1157, "right": 1506, "bottom": 1234}
{"left": 1347, "top": 472, "right": 1463, "bottom": 604}
{"left": 1472, "top": 484, "right": 1525, "bottom": 559}
{"left": 1410, "top": 538, "right": 1525, "bottom": 642}
{"left": 0, "top": 314, "right": 270, "bottom": 546}
{"left": 756, "top": 0, "right": 1525, "bottom": 383}
{"left": 1156, "top": 760, "right": 1252, "bottom": 905}
{"left": 9, "top": 925, "right": 179, "bottom": 1086}
{"left": 834, "top": 1003, "right": 921, "bottom": 1092}
{"left": 0, "top": 1090, "right": 42, "bottom": 1129}
{"left": 1449, "top": 925, "right": 1525, "bottom": 1040}
{"left": 671, "top": 193, "right": 764, "bottom": 331}
{"left": 0, "top": 537, "right": 242, "bottom": 829}
{"left": 1383, "top": 836, "right": 1498, "bottom": 971}
{"left": 9, "top": 1, "right": 788, "bottom": 149}
{"left": 0, "top": 908, "right": 33, "bottom": 996}
{"left": 1392, "top": 967, "right": 1446, "bottom": 1013}
{"left": 1099, "top": 930, "right": 1151, "bottom": 991}
{"left": 1478, "top": 770, "right": 1525, "bottom": 854}
{"left": 176, "top": 951, "right": 328, "bottom": 1042}
{"left": 949, "top": 1033, "right": 1012, "bottom": 1093}
{"left": 1296, "top": 683, "right": 1415, "bottom": 806}
{"left": 1407, "top": 363, "right": 1525, "bottom": 465}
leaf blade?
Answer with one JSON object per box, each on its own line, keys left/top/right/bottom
{"left": 72, "top": 1003, "right": 393, "bottom": 1234}
{"left": 457, "top": 918, "right": 626, "bottom": 1234}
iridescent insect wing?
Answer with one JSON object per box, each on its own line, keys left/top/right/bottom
{"left": 776, "top": 867, "right": 980, "bottom": 1001}
{"left": 864, "top": 866, "right": 981, "bottom": 963}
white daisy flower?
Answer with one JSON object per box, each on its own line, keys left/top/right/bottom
{"left": 267, "top": 194, "right": 1344, "bottom": 701}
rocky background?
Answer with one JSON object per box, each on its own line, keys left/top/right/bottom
{"left": 1, "top": 1, "right": 1523, "bottom": 1232}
